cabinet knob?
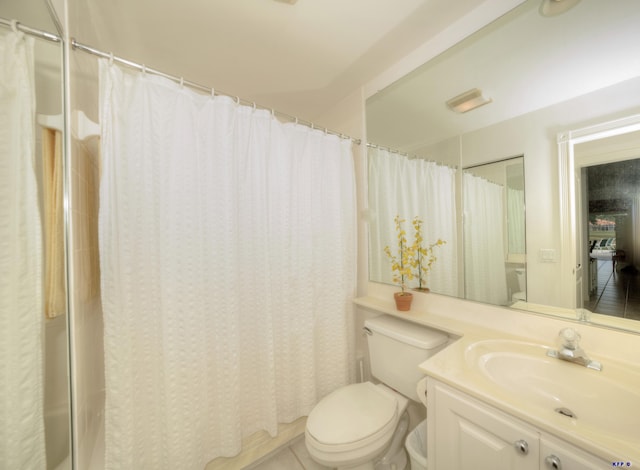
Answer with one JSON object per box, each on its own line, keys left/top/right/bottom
{"left": 545, "top": 454, "right": 562, "bottom": 470}
{"left": 514, "top": 439, "right": 529, "bottom": 455}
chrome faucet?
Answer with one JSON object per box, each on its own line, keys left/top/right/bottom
{"left": 546, "top": 328, "right": 602, "bottom": 371}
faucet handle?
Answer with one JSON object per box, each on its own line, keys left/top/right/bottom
{"left": 558, "top": 328, "right": 581, "bottom": 350}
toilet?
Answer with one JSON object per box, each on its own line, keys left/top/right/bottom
{"left": 305, "top": 315, "right": 448, "bottom": 470}
{"left": 512, "top": 267, "right": 527, "bottom": 302}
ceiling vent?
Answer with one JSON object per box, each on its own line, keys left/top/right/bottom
{"left": 446, "top": 88, "right": 492, "bottom": 113}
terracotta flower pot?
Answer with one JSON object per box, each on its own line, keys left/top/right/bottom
{"left": 394, "top": 292, "right": 413, "bottom": 311}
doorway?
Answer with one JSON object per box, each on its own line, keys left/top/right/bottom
{"left": 582, "top": 159, "right": 640, "bottom": 320}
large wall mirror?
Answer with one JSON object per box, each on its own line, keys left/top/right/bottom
{"left": 366, "top": 0, "right": 640, "bottom": 333}
{"left": 1, "top": 1, "right": 70, "bottom": 468}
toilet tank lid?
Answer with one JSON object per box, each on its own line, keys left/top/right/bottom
{"left": 365, "top": 315, "right": 448, "bottom": 350}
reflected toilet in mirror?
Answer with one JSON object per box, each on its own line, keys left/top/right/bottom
{"left": 513, "top": 268, "right": 527, "bottom": 302}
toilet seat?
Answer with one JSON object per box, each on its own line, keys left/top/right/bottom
{"left": 306, "top": 382, "right": 399, "bottom": 453}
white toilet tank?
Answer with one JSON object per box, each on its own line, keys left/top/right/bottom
{"left": 365, "top": 315, "right": 448, "bottom": 402}
{"left": 516, "top": 268, "right": 526, "bottom": 291}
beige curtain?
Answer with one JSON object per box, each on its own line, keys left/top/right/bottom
{"left": 42, "top": 128, "right": 66, "bottom": 319}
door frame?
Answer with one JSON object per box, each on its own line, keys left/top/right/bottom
{"left": 558, "top": 113, "right": 640, "bottom": 309}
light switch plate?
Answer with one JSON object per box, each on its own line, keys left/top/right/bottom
{"left": 539, "top": 248, "right": 557, "bottom": 262}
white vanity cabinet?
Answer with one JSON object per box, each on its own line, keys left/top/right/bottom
{"left": 428, "top": 379, "right": 539, "bottom": 470}
{"left": 427, "top": 380, "right": 612, "bottom": 470}
{"left": 540, "top": 435, "right": 612, "bottom": 470}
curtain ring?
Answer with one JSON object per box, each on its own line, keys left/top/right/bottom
{"left": 141, "top": 64, "right": 147, "bottom": 76}
{"left": 108, "top": 52, "right": 114, "bottom": 66}
{"left": 10, "top": 19, "right": 19, "bottom": 34}
{"left": 235, "top": 96, "right": 240, "bottom": 105}
{"left": 180, "top": 77, "right": 184, "bottom": 88}
{"left": 211, "top": 88, "right": 215, "bottom": 98}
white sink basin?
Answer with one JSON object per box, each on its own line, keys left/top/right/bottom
{"left": 465, "top": 339, "right": 640, "bottom": 441}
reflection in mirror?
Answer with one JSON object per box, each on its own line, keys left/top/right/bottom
{"left": 0, "top": 5, "right": 68, "bottom": 469}
{"left": 463, "top": 157, "right": 526, "bottom": 306}
{"left": 574, "top": 128, "right": 640, "bottom": 322}
{"left": 366, "top": 0, "right": 640, "bottom": 332}
{"left": 367, "top": 146, "right": 459, "bottom": 296}
{"left": 583, "top": 160, "right": 640, "bottom": 320}
{"left": 506, "top": 163, "right": 526, "bottom": 258}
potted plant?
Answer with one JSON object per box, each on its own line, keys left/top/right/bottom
{"left": 384, "top": 216, "right": 415, "bottom": 311}
{"left": 411, "top": 216, "right": 446, "bottom": 293}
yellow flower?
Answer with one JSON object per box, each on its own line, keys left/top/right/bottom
{"left": 410, "top": 217, "right": 446, "bottom": 291}
{"left": 385, "top": 215, "right": 446, "bottom": 292}
{"left": 384, "top": 216, "right": 413, "bottom": 292}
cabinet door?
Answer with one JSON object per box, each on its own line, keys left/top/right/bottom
{"left": 541, "top": 436, "right": 612, "bottom": 470}
{"left": 432, "top": 381, "right": 539, "bottom": 470}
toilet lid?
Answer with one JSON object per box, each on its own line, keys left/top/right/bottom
{"left": 306, "top": 382, "right": 398, "bottom": 446}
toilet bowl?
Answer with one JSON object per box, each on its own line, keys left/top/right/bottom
{"left": 512, "top": 267, "right": 527, "bottom": 302}
{"left": 305, "top": 382, "right": 408, "bottom": 470}
{"left": 305, "top": 315, "right": 448, "bottom": 470}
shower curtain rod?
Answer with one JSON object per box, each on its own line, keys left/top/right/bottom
{"left": 71, "top": 39, "right": 362, "bottom": 146}
{"left": 367, "top": 142, "right": 414, "bottom": 158}
{"left": 0, "top": 17, "right": 62, "bottom": 43}
{"left": 367, "top": 142, "right": 457, "bottom": 169}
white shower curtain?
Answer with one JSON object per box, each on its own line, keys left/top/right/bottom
{"left": 0, "top": 30, "right": 46, "bottom": 469}
{"left": 507, "top": 187, "right": 526, "bottom": 255}
{"left": 463, "top": 172, "right": 508, "bottom": 305}
{"left": 368, "top": 147, "right": 458, "bottom": 296}
{"left": 99, "top": 61, "right": 356, "bottom": 470}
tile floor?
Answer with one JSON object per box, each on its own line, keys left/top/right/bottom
{"left": 585, "top": 257, "right": 640, "bottom": 320}
{"left": 246, "top": 436, "right": 331, "bottom": 470}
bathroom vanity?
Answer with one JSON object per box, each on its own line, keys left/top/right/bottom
{"left": 420, "top": 333, "right": 639, "bottom": 470}
{"left": 354, "top": 294, "right": 640, "bottom": 470}
{"left": 427, "top": 380, "right": 611, "bottom": 470}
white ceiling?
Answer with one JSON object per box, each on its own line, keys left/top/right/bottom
{"left": 68, "top": 0, "right": 488, "bottom": 123}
